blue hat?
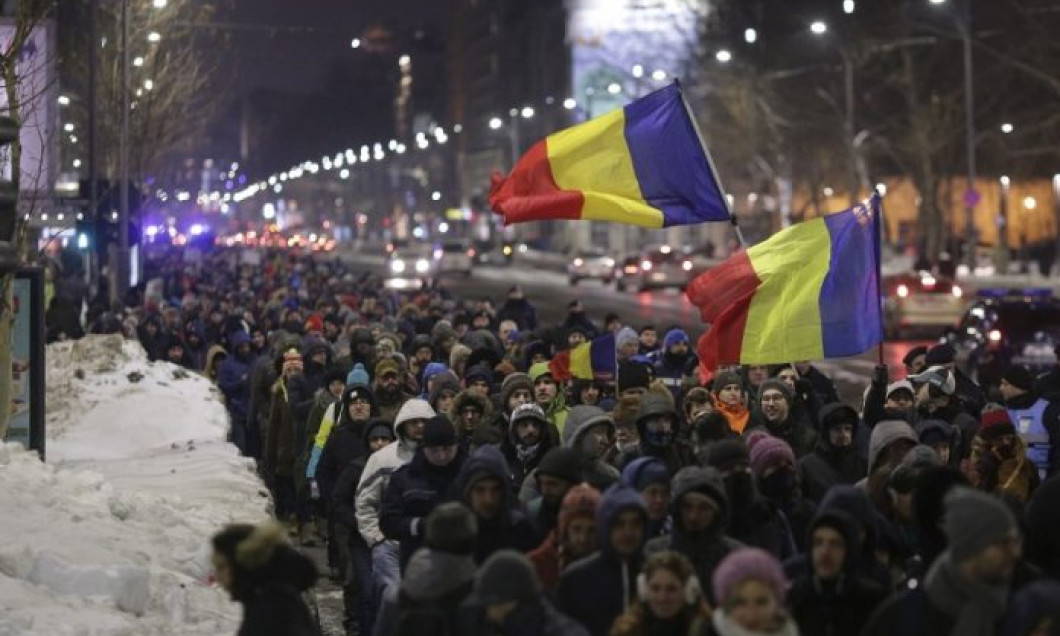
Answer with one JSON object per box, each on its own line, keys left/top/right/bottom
{"left": 347, "top": 363, "right": 369, "bottom": 387}
{"left": 663, "top": 329, "right": 690, "bottom": 349}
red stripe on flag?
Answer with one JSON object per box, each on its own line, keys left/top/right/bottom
{"left": 489, "top": 139, "right": 584, "bottom": 224}
{"left": 685, "top": 250, "right": 759, "bottom": 372}
{"left": 549, "top": 349, "right": 573, "bottom": 382}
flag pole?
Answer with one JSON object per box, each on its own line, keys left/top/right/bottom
{"left": 676, "top": 80, "right": 747, "bottom": 249}
{"left": 871, "top": 191, "right": 885, "bottom": 366}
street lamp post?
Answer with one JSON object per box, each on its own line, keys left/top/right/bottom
{"left": 118, "top": 0, "right": 131, "bottom": 301}
{"left": 811, "top": 21, "right": 859, "bottom": 206}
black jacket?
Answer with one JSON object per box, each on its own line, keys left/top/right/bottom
{"left": 798, "top": 404, "right": 869, "bottom": 502}
{"left": 457, "top": 446, "right": 540, "bottom": 564}
{"left": 316, "top": 417, "right": 370, "bottom": 501}
{"left": 234, "top": 542, "right": 318, "bottom": 636}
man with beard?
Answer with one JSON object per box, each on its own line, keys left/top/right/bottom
{"left": 747, "top": 379, "right": 817, "bottom": 459}
{"left": 652, "top": 329, "right": 697, "bottom": 409}
{"left": 338, "top": 326, "right": 376, "bottom": 373}
{"left": 374, "top": 357, "right": 412, "bottom": 422}
{"left": 644, "top": 466, "right": 742, "bottom": 604}
{"left": 798, "top": 403, "right": 868, "bottom": 502}
{"left": 218, "top": 331, "right": 258, "bottom": 456}
{"left": 529, "top": 362, "right": 569, "bottom": 439}
{"left": 502, "top": 403, "right": 556, "bottom": 485}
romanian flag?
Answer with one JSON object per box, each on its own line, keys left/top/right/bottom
{"left": 489, "top": 83, "right": 730, "bottom": 229}
{"left": 549, "top": 332, "right": 617, "bottom": 383}
{"left": 686, "top": 197, "right": 883, "bottom": 372}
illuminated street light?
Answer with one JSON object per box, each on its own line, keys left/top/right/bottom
{"left": 69, "top": 135, "right": 78, "bottom": 143}
{"left": 715, "top": 49, "right": 732, "bottom": 63}
{"left": 1000, "top": 175, "right": 1011, "bottom": 187}
{"left": 607, "top": 82, "right": 621, "bottom": 94}
{"left": 351, "top": 38, "right": 361, "bottom": 49}
{"left": 1000, "top": 122, "right": 1014, "bottom": 134}
{"left": 843, "top": 0, "right": 855, "bottom": 14}
{"left": 63, "top": 122, "right": 74, "bottom": 132}
{"left": 152, "top": 0, "right": 167, "bottom": 7}
{"left": 143, "top": 79, "right": 154, "bottom": 90}
{"left": 147, "top": 31, "right": 161, "bottom": 43}
{"left": 133, "top": 56, "right": 144, "bottom": 67}
{"left": 340, "top": 168, "right": 350, "bottom": 179}
{"left": 431, "top": 191, "right": 441, "bottom": 201}
{"left": 651, "top": 69, "right": 667, "bottom": 81}
{"left": 72, "top": 159, "right": 82, "bottom": 168}
{"left": 58, "top": 95, "right": 70, "bottom": 105}
{"left": 928, "top": 0, "right": 946, "bottom": 4}
{"left": 1023, "top": 196, "right": 1037, "bottom": 210}
{"left": 744, "top": 28, "right": 757, "bottom": 44}
{"left": 489, "top": 116, "right": 503, "bottom": 130}
{"left": 398, "top": 54, "right": 411, "bottom": 67}
{"left": 810, "top": 21, "right": 828, "bottom": 35}
{"left": 563, "top": 98, "right": 577, "bottom": 110}
{"left": 521, "top": 106, "right": 534, "bottom": 119}
{"left": 632, "top": 64, "right": 644, "bottom": 78}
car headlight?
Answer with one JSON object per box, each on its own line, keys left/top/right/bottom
{"left": 573, "top": 258, "right": 584, "bottom": 267}
{"left": 603, "top": 257, "right": 615, "bottom": 268}
{"left": 390, "top": 260, "right": 406, "bottom": 274}
{"left": 415, "top": 259, "right": 430, "bottom": 273}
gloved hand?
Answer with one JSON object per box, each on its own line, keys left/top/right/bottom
{"left": 873, "top": 364, "right": 889, "bottom": 386}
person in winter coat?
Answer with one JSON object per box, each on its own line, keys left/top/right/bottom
{"left": 787, "top": 510, "right": 886, "bottom": 636}
{"left": 861, "top": 487, "right": 1022, "bottom": 636}
{"left": 910, "top": 365, "right": 979, "bottom": 463}
{"left": 523, "top": 447, "right": 583, "bottom": 536}
{"left": 704, "top": 548, "right": 799, "bottom": 636}
{"left": 969, "top": 406, "right": 1039, "bottom": 502}
{"left": 1025, "top": 474, "right": 1060, "bottom": 579}
{"left": 999, "top": 364, "right": 1060, "bottom": 481}
{"left": 749, "top": 436, "right": 814, "bottom": 559}
{"left": 652, "top": 329, "right": 698, "bottom": 409}
{"left": 453, "top": 389, "right": 494, "bottom": 447}
{"left": 137, "top": 313, "right": 168, "bottom": 361}
{"left": 796, "top": 403, "right": 867, "bottom": 502}
{"left": 219, "top": 331, "right": 258, "bottom": 455}
{"left": 557, "top": 484, "right": 649, "bottom": 636}
{"left": 375, "top": 357, "right": 414, "bottom": 422}
{"left": 210, "top": 522, "right": 317, "bottom": 636}
{"left": 611, "top": 551, "right": 713, "bottom": 636}
{"left": 496, "top": 285, "right": 539, "bottom": 331}
{"left": 916, "top": 418, "right": 959, "bottom": 467}
{"left": 457, "top": 444, "right": 540, "bottom": 564}
{"left": 468, "top": 550, "right": 590, "bottom": 636}
{"left": 204, "top": 344, "right": 228, "bottom": 384}
{"left": 560, "top": 405, "right": 621, "bottom": 492}
{"left": 428, "top": 370, "right": 461, "bottom": 420}
{"left": 494, "top": 372, "right": 537, "bottom": 432}
{"left": 645, "top": 467, "right": 742, "bottom": 604}
{"left": 265, "top": 348, "right": 310, "bottom": 527}
{"left": 357, "top": 398, "right": 435, "bottom": 597}
{"left": 710, "top": 371, "right": 750, "bottom": 436}
{"left": 381, "top": 416, "right": 467, "bottom": 568}
{"left": 529, "top": 362, "right": 570, "bottom": 439}
{"left": 621, "top": 457, "right": 672, "bottom": 540}
{"left": 528, "top": 484, "right": 601, "bottom": 593}
{"left": 503, "top": 403, "right": 557, "bottom": 486}
{"left": 373, "top": 503, "right": 480, "bottom": 636}
{"left": 746, "top": 380, "right": 816, "bottom": 460}
{"left": 622, "top": 393, "right": 695, "bottom": 475}
{"left": 330, "top": 420, "right": 394, "bottom": 636}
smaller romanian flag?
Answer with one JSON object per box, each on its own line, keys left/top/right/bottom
{"left": 686, "top": 197, "right": 884, "bottom": 373}
{"left": 489, "top": 83, "right": 730, "bottom": 229}
{"left": 549, "top": 332, "right": 617, "bottom": 383}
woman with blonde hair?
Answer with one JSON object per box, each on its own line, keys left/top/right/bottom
{"left": 611, "top": 551, "right": 712, "bottom": 636}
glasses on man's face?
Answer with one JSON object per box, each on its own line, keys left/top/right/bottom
{"left": 761, "top": 393, "right": 786, "bottom": 403}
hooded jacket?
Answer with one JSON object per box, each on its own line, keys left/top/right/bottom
{"left": 227, "top": 524, "right": 318, "bottom": 636}
{"left": 1026, "top": 475, "right": 1060, "bottom": 579}
{"left": 452, "top": 390, "right": 494, "bottom": 443}
{"left": 556, "top": 484, "right": 648, "bottom": 636}
{"left": 356, "top": 398, "right": 435, "bottom": 547}
{"left": 218, "top": 331, "right": 256, "bottom": 421}
{"left": 561, "top": 405, "right": 621, "bottom": 491}
{"left": 798, "top": 403, "right": 868, "bottom": 502}
{"left": 625, "top": 392, "right": 695, "bottom": 475}
{"left": 502, "top": 410, "right": 557, "bottom": 486}
{"left": 306, "top": 383, "right": 378, "bottom": 481}
{"left": 645, "top": 467, "right": 742, "bottom": 603}
{"left": 456, "top": 445, "right": 540, "bottom": 564}
{"left": 330, "top": 420, "right": 395, "bottom": 531}
{"left": 527, "top": 484, "right": 602, "bottom": 593}
{"left": 529, "top": 362, "right": 570, "bottom": 437}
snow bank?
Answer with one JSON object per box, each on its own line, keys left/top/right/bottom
{"left": 0, "top": 335, "right": 273, "bottom": 635}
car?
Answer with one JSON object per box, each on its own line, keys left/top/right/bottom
{"left": 436, "top": 240, "right": 474, "bottom": 277}
{"left": 942, "top": 288, "right": 1060, "bottom": 381}
{"left": 882, "top": 271, "right": 967, "bottom": 339}
{"left": 385, "top": 244, "right": 437, "bottom": 289}
{"left": 567, "top": 248, "right": 615, "bottom": 285}
{"left": 613, "top": 246, "right": 693, "bottom": 292}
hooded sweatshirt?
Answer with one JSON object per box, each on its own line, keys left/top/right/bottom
{"left": 456, "top": 445, "right": 540, "bottom": 564}
{"left": 562, "top": 405, "right": 621, "bottom": 491}
{"left": 798, "top": 403, "right": 868, "bottom": 502}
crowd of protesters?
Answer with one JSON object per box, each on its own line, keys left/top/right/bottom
{"left": 47, "top": 246, "right": 1060, "bottom": 636}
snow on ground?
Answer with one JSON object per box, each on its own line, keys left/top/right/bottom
{"left": 0, "top": 335, "right": 273, "bottom": 635}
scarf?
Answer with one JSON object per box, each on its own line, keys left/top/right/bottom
{"left": 924, "top": 551, "right": 1008, "bottom": 636}
{"left": 716, "top": 401, "right": 750, "bottom": 434}
{"left": 711, "top": 611, "right": 800, "bottom": 636}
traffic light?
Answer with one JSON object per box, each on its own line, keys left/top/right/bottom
{"left": 0, "top": 115, "right": 18, "bottom": 271}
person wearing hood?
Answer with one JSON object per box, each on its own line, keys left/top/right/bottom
{"left": 862, "top": 487, "right": 1023, "bottom": 636}
{"left": 653, "top": 329, "right": 698, "bottom": 408}
{"left": 497, "top": 285, "right": 539, "bottom": 331}
{"left": 570, "top": 377, "right": 605, "bottom": 407}
{"left": 747, "top": 379, "right": 817, "bottom": 460}
{"left": 294, "top": 365, "right": 346, "bottom": 548}
{"left": 301, "top": 339, "right": 334, "bottom": 396}
{"left": 557, "top": 484, "right": 649, "bottom": 636}
{"left": 265, "top": 347, "right": 313, "bottom": 529}
{"left": 529, "top": 362, "right": 569, "bottom": 439}
{"left": 357, "top": 398, "right": 435, "bottom": 598}
{"left": 457, "top": 445, "right": 540, "bottom": 564}
{"left": 493, "top": 372, "right": 536, "bottom": 434}
{"left": 864, "top": 419, "right": 919, "bottom": 486}
{"left": 563, "top": 299, "right": 599, "bottom": 341}
{"left": 797, "top": 403, "right": 867, "bottom": 503}
{"left": 463, "top": 362, "right": 495, "bottom": 398}
{"left": 419, "top": 361, "right": 450, "bottom": 399}
{"left": 911, "top": 365, "right": 980, "bottom": 462}
{"left": 248, "top": 334, "right": 299, "bottom": 461}
{"left": 210, "top": 522, "right": 318, "bottom": 636}
{"left": 559, "top": 405, "right": 621, "bottom": 492}
{"left": 1025, "top": 473, "right": 1060, "bottom": 579}
{"left": 748, "top": 435, "right": 813, "bottom": 559}
{"left": 788, "top": 510, "right": 887, "bottom": 636}
{"left": 453, "top": 389, "right": 494, "bottom": 447}
{"left": 137, "top": 313, "right": 169, "bottom": 361}
{"left": 182, "top": 320, "right": 208, "bottom": 371}
{"left": 428, "top": 370, "right": 461, "bottom": 419}
{"left": 621, "top": 457, "right": 673, "bottom": 539}
{"left": 916, "top": 418, "right": 959, "bottom": 467}
{"left": 645, "top": 466, "right": 743, "bottom": 604}
{"left": 1002, "top": 579, "right": 1060, "bottom": 636}
{"left": 503, "top": 403, "right": 557, "bottom": 486}
{"left": 999, "top": 364, "right": 1060, "bottom": 481}
{"left": 205, "top": 343, "right": 228, "bottom": 385}
{"left": 373, "top": 503, "right": 481, "bottom": 636}
{"left": 711, "top": 371, "right": 751, "bottom": 436}
{"left": 611, "top": 551, "right": 713, "bottom": 636}
{"left": 528, "top": 484, "right": 602, "bottom": 593}
{"left": 330, "top": 419, "right": 395, "bottom": 635}
{"left": 218, "top": 330, "right": 258, "bottom": 456}
{"left": 522, "top": 447, "right": 582, "bottom": 536}
{"left": 375, "top": 357, "right": 414, "bottom": 422}
{"left": 381, "top": 416, "right": 468, "bottom": 569}
{"left": 703, "top": 548, "right": 799, "bottom": 636}
{"left": 622, "top": 392, "right": 695, "bottom": 475}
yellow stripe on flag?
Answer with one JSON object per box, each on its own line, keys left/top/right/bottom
{"left": 569, "top": 341, "right": 594, "bottom": 380}
{"left": 546, "top": 109, "right": 664, "bottom": 228}
{"left": 741, "top": 218, "right": 833, "bottom": 362}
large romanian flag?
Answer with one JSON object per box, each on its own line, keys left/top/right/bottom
{"left": 489, "top": 83, "right": 730, "bottom": 228}
{"left": 549, "top": 332, "right": 617, "bottom": 383}
{"left": 686, "top": 197, "right": 883, "bottom": 372}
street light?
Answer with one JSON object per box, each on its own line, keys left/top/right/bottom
{"left": 810, "top": 21, "right": 828, "bottom": 35}
{"left": 398, "top": 54, "right": 411, "bottom": 67}
{"left": 607, "top": 82, "right": 622, "bottom": 94}
{"left": 143, "top": 79, "right": 154, "bottom": 90}
{"left": 843, "top": 0, "right": 855, "bottom": 14}
{"left": 521, "top": 106, "right": 534, "bottom": 119}
{"left": 744, "top": 28, "right": 757, "bottom": 44}
{"left": 132, "top": 56, "right": 143, "bottom": 67}
{"left": 489, "top": 116, "right": 503, "bottom": 130}
{"left": 563, "top": 98, "right": 577, "bottom": 110}
{"left": 632, "top": 64, "right": 644, "bottom": 78}
{"left": 651, "top": 69, "right": 667, "bottom": 81}
{"left": 1000, "top": 122, "right": 1014, "bottom": 134}
{"left": 58, "top": 95, "right": 70, "bottom": 105}
{"left": 152, "top": 0, "right": 166, "bottom": 7}
{"left": 147, "top": 31, "right": 160, "bottom": 43}
{"left": 351, "top": 38, "right": 361, "bottom": 49}
{"left": 715, "top": 49, "right": 733, "bottom": 63}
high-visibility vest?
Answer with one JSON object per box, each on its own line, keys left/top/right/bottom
{"left": 1008, "top": 398, "right": 1051, "bottom": 480}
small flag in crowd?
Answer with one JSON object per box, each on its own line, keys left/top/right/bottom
{"left": 549, "top": 331, "right": 617, "bottom": 383}
{"left": 686, "top": 196, "right": 883, "bottom": 372}
{"left": 489, "top": 83, "right": 730, "bottom": 229}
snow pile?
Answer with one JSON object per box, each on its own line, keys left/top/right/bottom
{"left": 0, "top": 335, "right": 273, "bottom": 635}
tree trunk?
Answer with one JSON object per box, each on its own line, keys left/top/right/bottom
{"left": 0, "top": 272, "right": 13, "bottom": 440}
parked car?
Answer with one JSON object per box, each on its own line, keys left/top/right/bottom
{"left": 567, "top": 248, "right": 615, "bottom": 285}
{"left": 613, "top": 246, "right": 693, "bottom": 292}
{"left": 385, "top": 244, "right": 437, "bottom": 289}
{"left": 436, "top": 240, "right": 473, "bottom": 277}
{"left": 882, "top": 271, "right": 967, "bottom": 339}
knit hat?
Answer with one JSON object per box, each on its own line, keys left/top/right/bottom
{"left": 616, "top": 327, "right": 639, "bottom": 349}
{"left": 819, "top": 403, "right": 858, "bottom": 431}
{"left": 422, "top": 362, "right": 449, "bottom": 385}
{"left": 500, "top": 372, "right": 534, "bottom": 408}
{"left": 925, "top": 343, "right": 957, "bottom": 365}
{"left": 375, "top": 357, "right": 400, "bottom": 378}
{"left": 706, "top": 439, "right": 750, "bottom": 472}
{"left": 347, "top": 363, "right": 369, "bottom": 387}
{"left": 304, "top": 314, "right": 324, "bottom": 333}
{"left": 535, "top": 448, "right": 582, "bottom": 484}
{"left": 944, "top": 486, "right": 1018, "bottom": 562}
{"left": 470, "top": 550, "right": 542, "bottom": 606}
{"left": 663, "top": 328, "right": 690, "bottom": 350}
{"left": 868, "top": 419, "right": 918, "bottom": 472}
{"left": 979, "top": 406, "right": 1017, "bottom": 441}
{"left": 1002, "top": 365, "right": 1036, "bottom": 393}
{"left": 510, "top": 403, "right": 548, "bottom": 425}
{"left": 528, "top": 361, "right": 552, "bottom": 382}
{"left": 911, "top": 365, "right": 956, "bottom": 396}
{"left": 425, "top": 502, "right": 478, "bottom": 555}
{"left": 902, "top": 345, "right": 928, "bottom": 366}
{"left": 422, "top": 415, "right": 458, "bottom": 448}
{"left": 464, "top": 362, "right": 494, "bottom": 385}
{"left": 748, "top": 435, "right": 795, "bottom": 477}
{"left": 712, "top": 548, "right": 788, "bottom": 606}
{"left": 621, "top": 457, "right": 670, "bottom": 492}
{"left": 365, "top": 420, "right": 395, "bottom": 443}
{"left": 758, "top": 378, "right": 793, "bottom": 406}
{"left": 711, "top": 370, "right": 744, "bottom": 394}
{"left": 617, "top": 361, "right": 651, "bottom": 393}
{"left": 558, "top": 484, "right": 602, "bottom": 537}
{"left": 695, "top": 412, "right": 733, "bottom": 442}
{"left": 917, "top": 420, "right": 954, "bottom": 448}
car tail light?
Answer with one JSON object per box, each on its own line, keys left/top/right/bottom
{"left": 952, "top": 285, "right": 963, "bottom": 298}
{"left": 624, "top": 265, "right": 638, "bottom": 274}
{"left": 988, "top": 329, "right": 1002, "bottom": 342}
{"left": 641, "top": 260, "right": 653, "bottom": 271}
{"left": 573, "top": 258, "right": 584, "bottom": 267}
{"left": 467, "top": 248, "right": 476, "bottom": 258}
{"left": 921, "top": 275, "right": 936, "bottom": 289}
{"left": 897, "top": 284, "right": 909, "bottom": 298}
{"left": 682, "top": 260, "right": 693, "bottom": 271}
